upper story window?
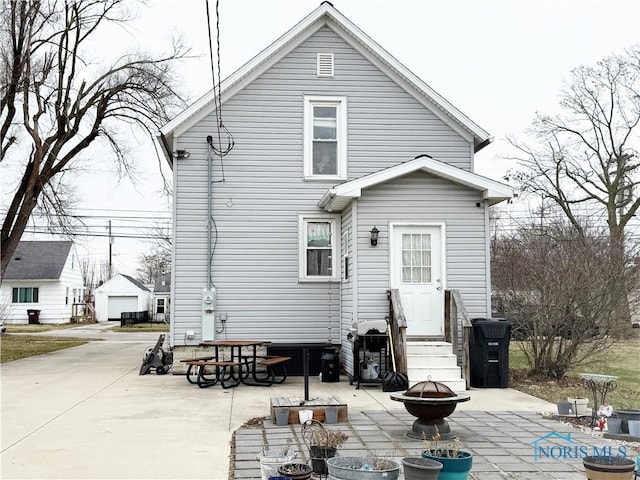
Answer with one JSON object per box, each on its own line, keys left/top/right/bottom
{"left": 299, "top": 215, "right": 340, "bottom": 282}
{"left": 12, "top": 287, "right": 39, "bottom": 303}
{"left": 304, "top": 96, "right": 347, "bottom": 180}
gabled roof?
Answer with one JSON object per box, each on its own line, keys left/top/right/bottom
{"left": 3, "top": 241, "right": 73, "bottom": 280}
{"left": 318, "top": 155, "right": 513, "bottom": 211}
{"left": 157, "top": 2, "right": 491, "bottom": 165}
{"left": 121, "top": 274, "right": 151, "bottom": 292}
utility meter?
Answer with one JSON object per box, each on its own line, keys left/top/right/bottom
{"left": 202, "top": 287, "right": 216, "bottom": 341}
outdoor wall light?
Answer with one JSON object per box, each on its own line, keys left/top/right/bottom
{"left": 370, "top": 226, "right": 379, "bottom": 247}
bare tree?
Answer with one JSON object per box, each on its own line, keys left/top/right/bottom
{"left": 507, "top": 46, "right": 640, "bottom": 330}
{"left": 0, "top": 0, "right": 186, "bottom": 279}
{"left": 80, "top": 258, "right": 110, "bottom": 300}
{"left": 135, "top": 250, "right": 170, "bottom": 285}
{"left": 492, "top": 215, "right": 637, "bottom": 378}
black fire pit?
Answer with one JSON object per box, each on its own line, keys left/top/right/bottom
{"left": 390, "top": 380, "right": 470, "bottom": 439}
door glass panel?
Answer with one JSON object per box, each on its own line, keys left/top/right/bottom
{"left": 402, "top": 267, "right": 411, "bottom": 283}
{"left": 400, "top": 232, "right": 432, "bottom": 284}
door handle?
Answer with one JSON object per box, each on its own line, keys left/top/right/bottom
{"left": 436, "top": 286, "right": 442, "bottom": 290}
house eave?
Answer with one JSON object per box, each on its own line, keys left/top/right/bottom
{"left": 318, "top": 157, "right": 513, "bottom": 212}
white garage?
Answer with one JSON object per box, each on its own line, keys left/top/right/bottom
{"left": 94, "top": 274, "right": 151, "bottom": 322}
{"left": 107, "top": 296, "right": 138, "bottom": 320}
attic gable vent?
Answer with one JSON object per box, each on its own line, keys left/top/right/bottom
{"left": 317, "top": 53, "right": 334, "bottom": 77}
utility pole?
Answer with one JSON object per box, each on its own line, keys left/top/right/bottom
{"left": 108, "top": 220, "right": 113, "bottom": 279}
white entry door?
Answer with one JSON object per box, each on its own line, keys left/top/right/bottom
{"left": 391, "top": 225, "right": 444, "bottom": 337}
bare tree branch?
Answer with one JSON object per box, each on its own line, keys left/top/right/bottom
{"left": 0, "top": 0, "right": 187, "bottom": 279}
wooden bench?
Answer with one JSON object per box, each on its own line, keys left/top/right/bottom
{"left": 242, "top": 355, "right": 291, "bottom": 386}
{"left": 182, "top": 359, "right": 241, "bottom": 389}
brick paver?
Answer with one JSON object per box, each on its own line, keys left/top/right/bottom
{"left": 232, "top": 410, "right": 639, "bottom": 479}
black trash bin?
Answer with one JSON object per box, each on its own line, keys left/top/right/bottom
{"left": 320, "top": 347, "right": 340, "bottom": 382}
{"left": 470, "top": 318, "right": 511, "bottom": 388}
{"left": 27, "top": 309, "right": 41, "bottom": 325}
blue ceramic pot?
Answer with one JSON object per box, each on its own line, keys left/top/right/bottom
{"left": 422, "top": 450, "right": 472, "bottom": 480}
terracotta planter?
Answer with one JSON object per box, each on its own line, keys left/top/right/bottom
{"left": 582, "top": 455, "right": 635, "bottom": 480}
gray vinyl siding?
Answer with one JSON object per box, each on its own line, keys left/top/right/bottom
{"left": 340, "top": 204, "right": 355, "bottom": 375}
{"left": 172, "top": 26, "right": 475, "bottom": 345}
{"left": 356, "top": 172, "right": 490, "bottom": 323}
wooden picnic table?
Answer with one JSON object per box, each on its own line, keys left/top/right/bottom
{"left": 181, "top": 340, "right": 290, "bottom": 388}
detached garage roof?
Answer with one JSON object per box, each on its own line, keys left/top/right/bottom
{"left": 3, "top": 241, "right": 73, "bottom": 280}
{"left": 95, "top": 274, "right": 150, "bottom": 293}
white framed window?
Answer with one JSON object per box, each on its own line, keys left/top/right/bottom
{"left": 12, "top": 287, "right": 39, "bottom": 303}
{"left": 303, "top": 96, "right": 347, "bottom": 180}
{"left": 298, "top": 214, "right": 341, "bottom": 282}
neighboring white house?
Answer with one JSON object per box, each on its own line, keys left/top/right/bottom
{"left": 152, "top": 272, "right": 171, "bottom": 323}
{"left": 0, "top": 241, "right": 85, "bottom": 324}
{"left": 94, "top": 274, "right": 151, "bottom": 321}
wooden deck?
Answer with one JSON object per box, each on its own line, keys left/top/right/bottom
{"left": 270, "top": 396, "right": 348, "bottom": 424}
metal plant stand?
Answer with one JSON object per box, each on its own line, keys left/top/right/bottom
{"left": 302, "top": 420, "right": 332, "bottom": 479}
{"left": 579, "top": 373, "right": 618, "bottom": 424}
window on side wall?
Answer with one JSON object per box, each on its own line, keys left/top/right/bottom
{"left": 12, "top": 287, "right": 39, "bottom": 303}
{"left": 303, "top": 96, "right": 347, "bottom": 180}
{"left": 299, "top": 215, "right": 340, "bottom": 282}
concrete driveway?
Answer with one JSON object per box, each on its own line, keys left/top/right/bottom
{"left": 2, "top": 323, "right": 563, "bottom": 480}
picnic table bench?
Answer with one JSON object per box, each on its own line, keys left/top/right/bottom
{"left": 181, "top": 341, "right": 292, "bottom": 388}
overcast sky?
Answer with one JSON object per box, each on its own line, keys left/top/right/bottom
{"left": 7, "top": 0, "right": 640, "bottom": 277}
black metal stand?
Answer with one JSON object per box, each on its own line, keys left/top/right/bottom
{"left": 351, "top": 333, "right": 388, "bottom": 389}
{"left": 580, "top": 373, "right": 618, "bottom": 424}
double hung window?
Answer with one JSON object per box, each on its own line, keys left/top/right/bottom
{"left": 304, "top": 96, "right": 346, "bottom": 179}
{"left": 299, "top": 215, "right": 340, "bottom": 281}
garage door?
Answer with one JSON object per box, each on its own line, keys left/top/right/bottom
{"left": 107, "top": 296, "right": 138, "bottom": 320}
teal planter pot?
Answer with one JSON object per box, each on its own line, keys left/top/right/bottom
{"left": 422, "top": 450, "right": 472, "bottom": 480}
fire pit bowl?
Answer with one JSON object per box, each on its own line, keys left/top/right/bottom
{"left": 390, "top": 380, "right": 470, "bottom": 440}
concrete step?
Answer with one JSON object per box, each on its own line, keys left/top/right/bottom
{"left": 406, "top": 341, "right": 454, "bottom": 355}
{"left": 406, "top": 340, "right": 466, "bottom": 392}
{"left": 407, "top": 353, "right": 459, "bottom": 368}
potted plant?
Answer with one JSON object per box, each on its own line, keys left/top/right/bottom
{"left": 557, "top": 400, "right": 571, "bottom": 415}
{"left": 326, "top": 456, "right": 401, "bottom": 480}
{"left": 401, "top": 456, "right": 443, "bottom": 480}
{"left": 421, "top": 429, "right": 473, "bottom": 480}
{"left": 615, "top": 407, "right": 640, "bottom": 434}
{"left": 277, "top": 462, "right": 313, "bottom": 480}
{"left": 582, "top": 455, "right": 635, "bottom": 478}
{"left": 301, "top": 419, "right": 348, "bottom": 475}
{"left": 567, "top": 395, "right": 589, "bottom": 416}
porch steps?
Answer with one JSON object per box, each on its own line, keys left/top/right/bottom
{"left": 406, "top": 341, "right": 466, "bottom": 393}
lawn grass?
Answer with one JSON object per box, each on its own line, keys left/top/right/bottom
{"left": 0, "top": 334, "right": 92, "bottom": 363}
{"left": 509, "top": 333, "right": 640, "bottom": 410}
{"left": 111, "top": 322, "right": 169, "bottom": 333}
{"left": 5, "top": 322, "right": 89, "bottom": 333}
